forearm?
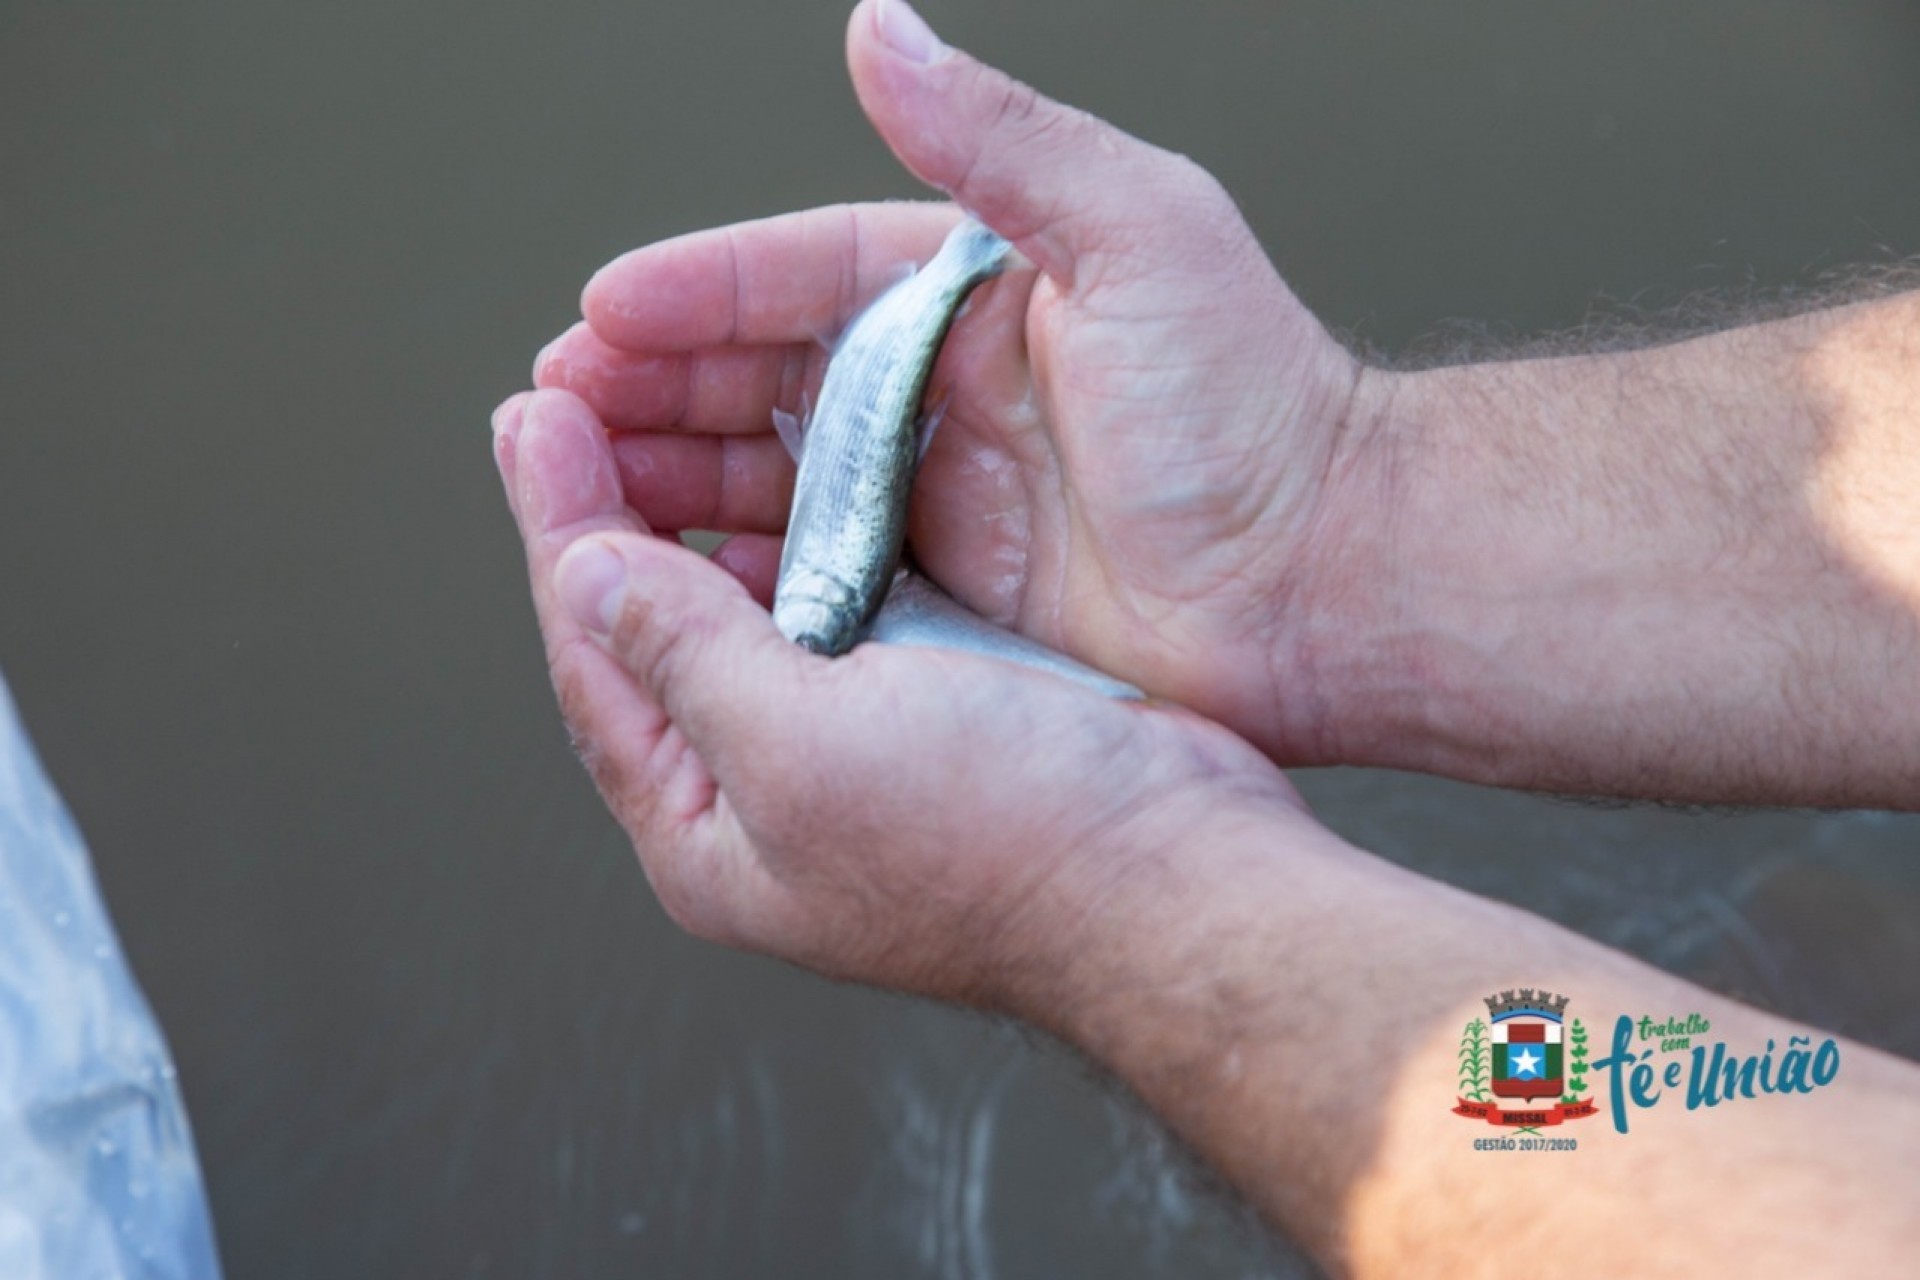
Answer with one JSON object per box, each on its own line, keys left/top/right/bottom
{"left": 1031, "top": 800, "right": 1920, "bottom": 1276}
{"left": 1313, "top": 291, "right": 1920, "bottom": 806}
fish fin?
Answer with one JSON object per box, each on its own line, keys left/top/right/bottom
{"left": 915, "top": 387, "right": 952, "bottom": 461}
{"left": 772, "top": 409, "right": 803, "bottom": 461}
{"left": 771, "top": 390, "right": 811, "bottom": 462}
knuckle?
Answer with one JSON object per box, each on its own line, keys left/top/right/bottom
{"left": 836, "top": 202, "right": 863, "bottom": 332}
{"left": 550, "top": 640, "right": 597, "bottom": 727}
{"left": 1159, "top": 149, "right": 1229, "bottom": 203}
{"left": 550, "top": 637, "right": 602, "bottom": 738}
{"left": 569, "top": 719, "right": 634, "bottom": 809}
{"left": 614, "top": 594, "right": 706, "bottom": 698}
{"left": 1147, "top": 151, "right": 1240, "bottom": 238}
{"left": 959, "top": 74, "right": 1072, "bottom": 214}
{"left": 551, "top": 636, "right": 647, "bottom": 814}
{"left": 641, "top": 836, "right": 746, "bottom": 949}
{"left": 991, "top": 77, "right": 1087, "bottom": 162}
{"left": 1091, "top": 150, "right": 1255, "bottom": 277}
{"left": 1176, "top": 158, "right": 1248, "bottom": 238}
{"left": 711, "top": 438, "right": 736, "bottom": 527}
{"left": 649, "top": 864, "right": 721, "bottom": 941}
{"left": 992, "top": 76, "right": 1043, "bottom": 134}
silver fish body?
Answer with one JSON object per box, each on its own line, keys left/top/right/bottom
{"left": 773, "top": 218, "right": 1012, "bottom": 655}
{"left": 866, "top": 570, "right": 1144, "bottom": 701}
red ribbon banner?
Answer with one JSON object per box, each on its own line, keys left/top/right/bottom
{"left": 1452, "top": 1097, "right": 1598, "bottom": 1126}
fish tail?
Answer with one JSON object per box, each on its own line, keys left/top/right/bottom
{"left": 935, "top": 217, "right": 1014, "bottom": 284}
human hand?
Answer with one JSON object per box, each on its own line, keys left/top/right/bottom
{"left": 533, "top": 0, "right": 1380, "bottom": 764}
{"left": 491, "top": 388, "right": 1309, "bottom": 1007}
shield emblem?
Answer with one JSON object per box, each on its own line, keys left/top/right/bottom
{"left": 1491, "top": 1016, "right": 1563, "bottom": 1100}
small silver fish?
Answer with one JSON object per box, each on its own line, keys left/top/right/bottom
{"left": 867, "top": 569, "right": 1143, "bottom": 701}
{"left": 772, "top": 217, "right": 1012, "bottom": 655}
{"left": 772, "top": 216, "right": 1143, "bottom": 701}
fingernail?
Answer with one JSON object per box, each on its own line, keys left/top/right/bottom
{"left": 556, "top": 539, "right": 628, "bottom": 638}
{"left": 876, "top": 0, "right": 945, "bottom": 65}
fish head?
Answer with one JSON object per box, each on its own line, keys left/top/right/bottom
{"left": 772, "top": 568, "right": 865, "bottom": 657}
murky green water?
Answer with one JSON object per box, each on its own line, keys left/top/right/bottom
{"left": 3, "top": 2, "right": 1916, "bottom": 1275}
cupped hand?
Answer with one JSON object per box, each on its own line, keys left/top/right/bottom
{"left": 493, "top": 388, "right": 1308, "bottom": 1007}
{"left": 532, "top": 0, "right": 1380, "bottom": 763}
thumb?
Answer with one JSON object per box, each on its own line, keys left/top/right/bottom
{"left": 554, "top": 532, "right": 810, "bottom": 756}
{"left": 847, "top": 0, "right": 1219, "bottom": 283}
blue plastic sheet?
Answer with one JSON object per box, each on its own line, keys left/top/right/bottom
{"left": 0, "top": 674, "right": 222, "bottom": 1279}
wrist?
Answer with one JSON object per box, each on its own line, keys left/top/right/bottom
{"left": 1294, "top": 352, "right": 1714, "bottom": 790}
{"left": 1303, "top": 328, "right": 1920, "bottom": 805}
{"left": 1004, "top": 789, "right": 1378, "bottom": 1235}
{"left": 999, "top": 786, "right": 1345, "bottom": 1034}
{"left": 1268, "top": 360, "right": 1455, "bottom": 773}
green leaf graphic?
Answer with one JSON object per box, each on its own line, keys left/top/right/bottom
{"left": 1457, "top": 1017, "right": 1491, "bottom": 1102}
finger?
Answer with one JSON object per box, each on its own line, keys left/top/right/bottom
{"left": 553, "top": 530, "right": 817, "bottom": 767}
{"left": 507, "top": 389, "right": 637, "bottom": 550}
{"left": 581, "top": 201, "right": 963, "bottom": 352}
{"left": 609, "top": 432, "right": 794, "bottom": 536}
{"left": 847, "top": 0, "right": 1222, "bottom": 285}
{"left": 709, "top": 533, "right": 783, "bottom": 609}
{"left": 511, "top": 391, "right": 757, "bottom": 906}
{"left": 509, "top": 390, "right": 657, "bottom": 683}
{"left": 551, "top": 530, "right": 833, "bottom": 951}
{"left": 503, "top": 389, "right": 687, "bottom": 797}
{"left": 535, "top": 321, "right": 823, "bottom": 435}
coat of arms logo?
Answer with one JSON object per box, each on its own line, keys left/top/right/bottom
{"left": 1454, "top": 989, "right": 1599, "bottom": 1133}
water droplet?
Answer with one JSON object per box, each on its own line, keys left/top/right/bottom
{"left": 95, "top": 1136, "right": 117, "bottom": 1158}
{"left": 128, "top": 1179, "right": 149, "bottom": 1199}
{"left": 53, "top": 910, "right": 71, "bottom": 928}
{"left": 93, "top": 943, "right": 111, "bottom": 960}
{"left": 616, "top": 1211, "right": 646, "bottom": 1235}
